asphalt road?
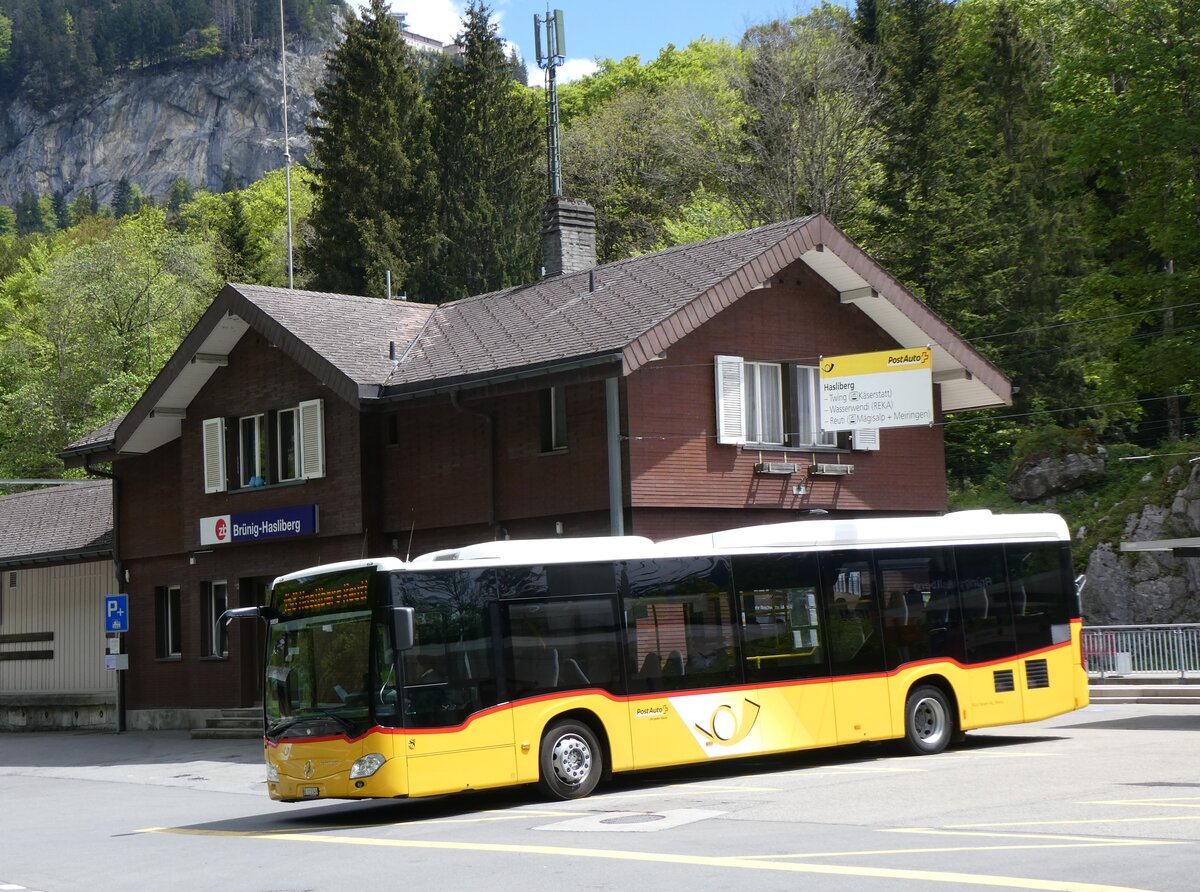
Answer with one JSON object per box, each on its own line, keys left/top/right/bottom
{"left": 1, "top": 702, "right": 1197, "bottom": 892}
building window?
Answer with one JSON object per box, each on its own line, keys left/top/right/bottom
{"left": 744, "top": 361, "right": 784, "bottom": 445}
{"left": 239, "top": 414, "right": 268, "bottom": 486}
{"left": 277, "top": 408, "right": 300, "bottom": 481}
{"left": 202, "top": 580, "right": 229, "bottom": 657}
{"left": 156, "top": 585, "right": 182, "bottom": 658}
{"left": 715, "top": 356, "right": 839, "bottom": 448}
{"left": 541, "top": 386, "right": 568, "bottom": 452}
{"left": 204, "top": 399, "right": 324, "bottom": 493}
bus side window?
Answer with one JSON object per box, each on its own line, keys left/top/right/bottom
{"left": 623, "top": 556, "right": 740, "bottom": 693}
{"left": 821, "top": 552, "right": 886, "bottom": 675}
{"left": 732, "top": 554, "right": 828, "bottom": 682}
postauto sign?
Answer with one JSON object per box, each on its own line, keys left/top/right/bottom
{"left": 199, "top": 504, "right": 318, "bottom": 546}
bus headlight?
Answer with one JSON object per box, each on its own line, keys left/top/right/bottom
{"left": 266, "top": 761, "right": 280, "bottom": 783}
{"left": 350, "top": 753, "right": 386, "bottom": 779}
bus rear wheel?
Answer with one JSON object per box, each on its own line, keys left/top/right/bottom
{"left": 538, "top": 720, "right": 603, "bottom": 800}
{"left": 903, "top": 685, "right": 953, "bottom": 755}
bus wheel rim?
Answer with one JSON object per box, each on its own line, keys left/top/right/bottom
{"left": 914, "top": 696, "right": 946, "bottom": 741}
{"left": 551, "top": 733, "right": 591, "bottom": 785}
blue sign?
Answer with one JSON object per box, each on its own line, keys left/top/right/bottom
{"left": 200, "top": 504, "right": 319, "bottom": 546}
{"left": 105, "top": 594, "right": 129, "bottom": 633}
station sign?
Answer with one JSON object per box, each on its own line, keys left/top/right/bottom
{"left": 819, "top": 347, "right": 934, "bottom": 431}
{"left": 199, "top": 504, "right": 318, "bottom": 546}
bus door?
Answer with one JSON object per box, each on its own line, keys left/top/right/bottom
{"left": 396, "top": 570, "right": 516, "bottom": 798}
{"left": 733, "top": 554, "right": 837, "bottom": 754}
{"left": 623, "top": 557, "right": 757, "bottom": 769}
{"left": 821, "top": 551, "right": 892, "bottom": 744}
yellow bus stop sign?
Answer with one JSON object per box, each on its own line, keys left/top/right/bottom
{"left": 819, "top": 347, "right": 934, "bottom": 431}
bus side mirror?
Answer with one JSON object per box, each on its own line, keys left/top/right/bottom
{"left": 392, "top": 607, "right": 415, "bottom": 651}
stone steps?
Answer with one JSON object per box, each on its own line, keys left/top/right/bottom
{"left": 1089, "top": 684, "right": 1200, "bottom": 705}
{"left": 190, "top": 707, "right": 263, "bottom": 740}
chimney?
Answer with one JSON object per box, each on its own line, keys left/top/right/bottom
{"left": 542, "top": 196, "right": 596, "bottom": 277}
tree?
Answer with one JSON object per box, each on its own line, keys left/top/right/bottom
{"left": 304, "top": 0, "right": 439, "bottom": 298}
{"left": 111, "top": 177, "right": 135, "bottom": 218}
{"left": 733, "top": 6, "right": 881, "bottom": 228}
{"left": 217, "top": 189, "right": 269, "bottom": 282}
{"left": 1048, "top": 0, "right": 1200, "bottom": 443}
{"left": 560, "top": 39, "right": 747, "bottom": 260}
{"left": 428, "top": 2, "right": 542, "bottom": 298}
{"left": 166, "top": 178, "right": 193, "bottom": 213}
{"left": 0, "top": 210, "right": 219, "bottom": 477}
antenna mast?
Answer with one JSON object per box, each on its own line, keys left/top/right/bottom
{"left": 534, "top": 8, "right": 566, "bottom": 198}
{"left": 280, "top": 0, "right": 295, "bottom": 288}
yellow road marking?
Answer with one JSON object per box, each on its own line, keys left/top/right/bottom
{"left": 593, "top": 784, "right": 778, "bottom": 800}
{"left": 950, "top": 816, "right": 1200, "bottom": 828}
{"left": 141, "top": 826, "right": 1159, "bottom": 891}
{"left": 1084, "top": 797, "right": 1200, "bottom": 809}
{"left": 425, "top": 810, "right": 576, "bottom": 825}
{"left": 887, "top": 829, "right": 1168, "bottom": 843}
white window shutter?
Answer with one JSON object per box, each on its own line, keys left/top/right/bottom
{"left": 853, "top": 428, "right": 881, "bottom": 451}
{"left": 714, "top": 355, "right": 746, "bottom": 445}
{"left": 202, "top": 418, "right": 227, "bottom": 493}
{"left": 299, "top": 399, "right": 325, "bottom": 479}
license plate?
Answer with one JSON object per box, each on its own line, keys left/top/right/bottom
{"left": 302, "top": 786, "right": 320, "bottom": 798}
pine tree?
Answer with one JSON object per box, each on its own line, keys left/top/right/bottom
{"left": 219, "top": 189, "right": 268, "bottom": 283}
{"left": 428, "top": 2, "right": 542, "bottom": 299}
{"left": 860, "top": 0, "right": 963, "bottom": 303}
{"left": 304, "top": 0, "right": 439, "bottom": 298}
{"left": 111, "top": 177, "right": 134, "bottom": 218}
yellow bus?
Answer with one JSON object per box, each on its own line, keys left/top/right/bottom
{"left": 231, "top": 510, "right": 1089, "bottom": 802}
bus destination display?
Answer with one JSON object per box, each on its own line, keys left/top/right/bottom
{"left": 278, "top": 571, "right": 371, "bottom": 615}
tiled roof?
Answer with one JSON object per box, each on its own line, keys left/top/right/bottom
{"left": 0, "top": 480, "right": 113, "bottom": 567}
{"left": 390, "top": 218, "right": 816, "bottom": 387}
{"left": 229, "top": 284, "right": 434, "bottom": 389}
{"left": 64, "top": 415, "right": 124, "bottom": 453}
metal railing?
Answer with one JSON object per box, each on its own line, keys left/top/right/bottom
{"left": 1083, "top": 624, "right": 1200, "bottom": 681}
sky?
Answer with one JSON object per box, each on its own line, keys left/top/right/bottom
{"left": 363, "top": 1, "right": 815, "bottom": 85}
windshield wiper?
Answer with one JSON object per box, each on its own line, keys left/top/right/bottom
{"left": 267, "top": 709, "right": 357, "bottom": 740}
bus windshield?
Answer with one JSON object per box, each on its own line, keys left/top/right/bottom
{"left": 265, "top": 611, "right": 374, "bottom": 740}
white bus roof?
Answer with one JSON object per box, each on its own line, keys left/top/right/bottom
{"left": 271, "top": 556, "right": 405, "bottom": 588}
{"left": 658, "top": 510, "right": 1069, "bottom": 554}
{"left": 411, "top": 535, "right": 658, "bottom": 566}
{"left": 406, "top": 510, "right": 1067, "bottom": 570}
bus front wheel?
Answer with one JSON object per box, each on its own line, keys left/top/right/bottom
{"left": 538, "top": 720, "right": 603, "bottom": 800}
{"left": 903, "top": 685, "right": 953, "bottom": 755}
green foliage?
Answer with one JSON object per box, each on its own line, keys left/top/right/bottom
{"left": 0, "top": 0, "right": 339, "bottom": 107}
{"left": 561, "top": 39, "right": 744, "bottom": 261}
{"left": 0, "top": 208, "right": 219, "bottom": 477}
{"left": 0, "top": 206, "right": 14, "bottom": 236}
{"left": 427, "top": 2, "right": 542, "bottom": 298}
{"left": 304, "top": 0, "right": 439, "bottom": 298}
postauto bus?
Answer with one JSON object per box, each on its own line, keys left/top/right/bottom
{"left": 228, "top": 511, "right": 1088, "bottom": 802}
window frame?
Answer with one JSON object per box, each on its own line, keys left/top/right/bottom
{"left": 202, "top": 580, "right": 229, "bottom": 658}
{"left": 541, "top": 386, "right": 568, "bottom": 453}
{"left": 238, "top": 413, "right": 268, "bottom": 487}
{"left": 156, "top": 585, "right": 182, "bottom": 659}
{"left": 277, "top": 407, "right": 300, "bottom": 482}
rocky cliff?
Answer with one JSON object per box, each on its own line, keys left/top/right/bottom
{"left": 1084, "top": 463, "right": 1200, "bottom": 624}
{"left": 0, "top": 41, "right": 329, "bottom": 207}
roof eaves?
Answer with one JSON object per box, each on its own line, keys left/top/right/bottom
{"left": 377, "top": 351, "right": 624, "bottom": 403}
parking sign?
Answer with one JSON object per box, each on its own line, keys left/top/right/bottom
{"left": 105, "top": 594, "right": 129, "bottom": 632}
